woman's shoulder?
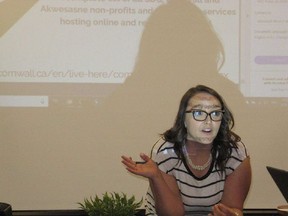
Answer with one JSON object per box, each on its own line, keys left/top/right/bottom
{"left": 224, "top": 141, "right": 249, "bottom": 175}
{"left": 151, "top": 138, "right": 180, "bottom": 171}
{"left": 232, "top": 141, "right": 249, "bottom": 160}
{"left": 151, "top": 138, "right": 176, "bottom": 159}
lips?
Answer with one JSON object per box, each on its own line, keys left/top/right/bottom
{"left": 202, "top": 128, "right": 212, "bottom": 133}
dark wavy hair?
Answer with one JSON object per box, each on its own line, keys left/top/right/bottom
{"left": 162, "top": 85, "right": 240, "bottom": 172}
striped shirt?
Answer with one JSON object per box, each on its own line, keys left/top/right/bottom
{"left": 144, "top": 139, "right": 249, "bottom": 216}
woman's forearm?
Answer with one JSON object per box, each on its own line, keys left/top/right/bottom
{"left": 149, "top": 173, "right": 185, "bottom": 216}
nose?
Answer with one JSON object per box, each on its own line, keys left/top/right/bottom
{"left": 204, "top": 115, "right": 212, "bottom": 123}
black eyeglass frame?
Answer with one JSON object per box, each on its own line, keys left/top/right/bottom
{"left": 185, "top": 109, "right": 225, "bottom": 122}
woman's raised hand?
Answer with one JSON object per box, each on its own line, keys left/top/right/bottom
{"left": 121, "top": 153, "right": 161, "bottom": 179}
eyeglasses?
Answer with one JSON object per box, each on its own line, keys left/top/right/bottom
{"left": 185, "top": 109, "right": 224, "bottom": 122}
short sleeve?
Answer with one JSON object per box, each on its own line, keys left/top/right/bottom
{"left": 225, "top": 141, "right": 249, "bottom": 175}
{"left": 151, "top": 139, "right": 179, "bottom": 174}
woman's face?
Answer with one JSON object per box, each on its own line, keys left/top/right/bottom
{"left": 184, "top": 92, "right": 222, "bottom": 145}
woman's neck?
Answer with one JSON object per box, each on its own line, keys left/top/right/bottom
{"left": 185, "top": 139, "right": 212, "bottom": 156}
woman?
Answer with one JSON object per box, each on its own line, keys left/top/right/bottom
{"left": 121, "top": 85, "right": 251, "bottom": 216}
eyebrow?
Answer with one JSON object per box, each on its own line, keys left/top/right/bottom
{"left": 191, "top": 104, "right": 222, "bottom": 109}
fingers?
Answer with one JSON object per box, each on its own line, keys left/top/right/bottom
{"left": 121, "top": 155, "right": 147, "bottom": 174}
{"left": 121, "top": 153, "right": 150, "bottom": 166}
{"left": 140, "top": 152, "right": 150, "bottom": 161}
{"left": 212, "top": 204, "right": 241, "bottom": 216}
{"left": 121, "top": 155, "right": 136, "bottom": 168}
{"left": 121, "top": 155, "right": 133, "bottom": 162}
{"left": 212, "top": 204, "right": 223, "bottom": 216}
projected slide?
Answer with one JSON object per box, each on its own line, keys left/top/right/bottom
{"left": 240, "top": 0, "right": 288, "bottom": 99}
{"left": 0, "top": 0, "right": 287, "bottom": 107}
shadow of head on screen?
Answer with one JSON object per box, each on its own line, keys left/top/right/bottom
{"left": 95, "top": 0, "right": 286, "bottom": 158}
{"left": 95, "top": 0, "right": 246, "bottom": 138}
{"left": 128, "top": 0, "right": 244, "bottom": 103}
